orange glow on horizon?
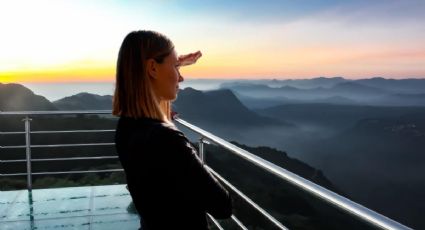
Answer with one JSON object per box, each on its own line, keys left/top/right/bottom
{"left": 2, "top": 65, "right": 425, "bottom": 83}
{"left": 2, "top": 45, "right": 425, "bottom": 83}
{"left": 0, "top": 66, "right": 115, "bottom": 83}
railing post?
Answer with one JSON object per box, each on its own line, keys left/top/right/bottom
{"left": 198, "top": 137, "right": 205, "bottom": 163}
{"left": 198, "top": 137, "right": 210, "bottom": 164}
{"left": 23, "top": 116, "right": 33, "bottom": 191}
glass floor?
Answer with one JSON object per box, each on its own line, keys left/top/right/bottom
{"left": 0, "top": 185, "right": 140, "bottom": 230}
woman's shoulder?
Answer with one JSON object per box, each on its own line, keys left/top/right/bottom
{"left": 117, "top": 116, "right": 183, "bottom": 139}
{"left": 119, "top": 116, "right": 184, "bottom": 138}
{"left": 116, "top": 116, "right": 188, "bottom": 152}
{"left": 119, "top": 116, "right": 177, "bottom": 129}
{"left": 151, "top": 121, "right": 185, "bottom": 140}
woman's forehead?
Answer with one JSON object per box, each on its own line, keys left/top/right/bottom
{"left": 172, "top": 49, "right": 178, "bottom": 61}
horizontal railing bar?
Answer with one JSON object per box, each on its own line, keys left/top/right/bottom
{"left": 0, "top": 211, "right": 134, "bottom": 223}
{"left": 0, "top": 173, "right": 28, "bottom": 176}
{"left": 0, "top": 131, "right": 25, "bottom": 135}
{"left": 32, "top": 169, "right": 123, "bottom": 175}
{"left": 0, "top": 156, "right": 118, "bottom": 163}
{"left": 206, "top": 165, "right": 288, "bottom": 230}
{"left": 0, "top": 145, "right": 26, "bottom": 149}
{"left": 1, "top": 130, "right": 114, "bottom": 135}
{"left": 31, "top": 130, "right": 115, "bottom": 134}
{"left": 231, "top": 215, "right": 248, "bottom": 230}
{"left": 32, "top": 156, "right": 118, "bottom": 161}
{"left": 176, "top": 118, "right": 411, "bottom": 230}
{"left": 0, "top": 169, "right": 124, "bottom": 177}
{"left": 30, "top": 143, "right": 115, "bottom": 148}
{"left": 0, "top": 143, "right": 115, "bottom": 149}
{"left": 206, "top": 214, "right": 224, "bottom": 230}
{"left": 0, "top": 159, "right": 26, "bottom": 163}
{"left": 231, "top": 215, "right": 249, "bottom": 230}
{"left": 0, "top": 110, "right": 113, "bottom": 116}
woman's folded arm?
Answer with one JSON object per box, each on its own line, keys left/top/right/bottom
{"left": 157, "top": 127, "right": 233, "bottom": 219}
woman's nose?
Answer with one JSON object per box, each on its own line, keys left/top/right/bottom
{"left": 178, "top": 74, "right": 184, "bottom": 82}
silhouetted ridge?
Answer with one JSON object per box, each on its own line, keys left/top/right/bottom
{"left": 0, "top": 83, "right": 57, "bottom": 111}
{"left": 53, "top": 92, "right": 112, "bottom": 110}
{"left": 175, "top": 87, "right": 287, "bottom": 127}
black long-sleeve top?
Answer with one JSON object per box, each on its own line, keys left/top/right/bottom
{"left": 115, "top": 116, "right": 233, "bottom": 230}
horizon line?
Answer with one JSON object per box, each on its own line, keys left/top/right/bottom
{"left": 3, "top": 76, "right": 425, "bottom": 84}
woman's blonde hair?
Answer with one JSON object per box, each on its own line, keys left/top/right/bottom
{"left": 112, "top": 30, "right": 174, "bottom": 124}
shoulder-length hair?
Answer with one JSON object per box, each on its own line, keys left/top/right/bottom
{"left": 112, "top": 30, "right": 174, "bottom": 124}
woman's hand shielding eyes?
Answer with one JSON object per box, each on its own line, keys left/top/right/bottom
{"left": 178, "top": 51, "right": 202, "bottom": 67}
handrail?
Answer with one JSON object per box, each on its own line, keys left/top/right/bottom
{"left": 0, "top": 110, "right": 112, "bottom": 115}
{"left": 206, "top": 165, "right": 287, "bottom": 230}
{"left": 175, "top": 118, "right": 411, "bottom": 230}
{"left": 0, "top": 110, "right": 412, "bottom": 229}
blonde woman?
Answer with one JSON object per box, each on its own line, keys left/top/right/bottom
{"left": 113, "top": 30, "right": 232, "bottom": 230}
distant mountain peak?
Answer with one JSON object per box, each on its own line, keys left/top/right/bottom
{"left": 53, "top": 92, "right": 112, "bottom": 110}
{"left": 174, "top": 88, "right": 286, "bottom": 127}
{"left": 182, "top": 86, "right": 197, "bottom": 91}
{"left": 0, "top": 83, "right": 57, "bottom": 111}
{"left": 314, "top": 76, "right": 344, "bottom": 80}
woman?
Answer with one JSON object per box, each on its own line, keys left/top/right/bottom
{"left": 113, "top": 30, "right": 233, "bottom": 230}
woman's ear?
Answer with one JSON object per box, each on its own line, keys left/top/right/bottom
{"left": 146, "top": 59, "right": 157, "bottom": 79}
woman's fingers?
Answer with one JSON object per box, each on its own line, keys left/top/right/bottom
{"left": 178, "top": 51, "right": 202, "bottom": 66}
{"left": 179, "top": 51, "right": 201, "bottom": 60}
{"left": 179, "top": 52, "right": 201, "bottom": 65}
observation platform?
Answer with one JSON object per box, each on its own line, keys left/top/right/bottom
{"left": 0, "top": 110, "right": 413, "bottom": 229}
{"left": 0, "top": 185, "right": 139, "bottom": 230}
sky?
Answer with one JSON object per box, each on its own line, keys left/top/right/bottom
{"left": 0, "top": 0, "right": 425, "bottom": 83}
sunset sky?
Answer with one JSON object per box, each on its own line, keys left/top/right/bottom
{"left": 1, "top": 0, "right": 425, "bottom": 83}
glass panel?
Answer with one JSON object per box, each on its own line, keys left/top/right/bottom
{"left": 0, "top": 185, "right": 140, "bottom": 230}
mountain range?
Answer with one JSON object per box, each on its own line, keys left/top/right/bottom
{"left": 224, "top": 77, "right": 425, "bottom": 93}
{"left": 0, "top": 83, "right": 289, "bottom": 129}
{"left": 1, "top": 78, "right": 425, "bottom": 228}
{"left": 220, "top": 78, "right": 425, "bottom": 107}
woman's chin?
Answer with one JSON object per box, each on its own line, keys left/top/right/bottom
{"left": 166, "top": 93, "right": 178, "bottom": 101}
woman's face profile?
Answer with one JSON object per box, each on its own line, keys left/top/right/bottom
{"left": 150, "top": 49, "right": 184, "bottom": 101}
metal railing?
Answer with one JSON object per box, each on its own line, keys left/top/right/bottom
{"left": 0, "top": 111, "right": 119, "bottom": 188}
{"left": 0, "top": 111, "right": 413, "bottom": 230}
